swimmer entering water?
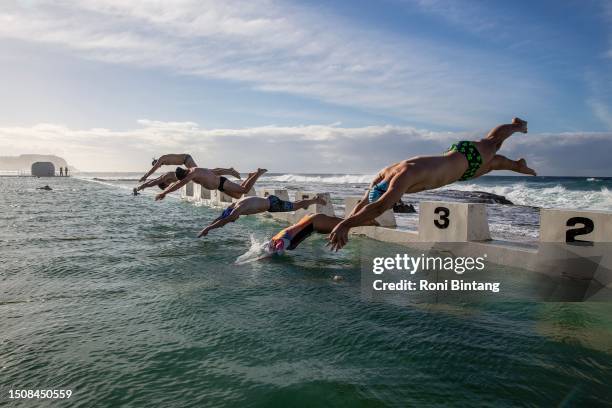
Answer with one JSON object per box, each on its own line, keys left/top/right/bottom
{"left": 197, "top": 195, "right": 327, "bottom": 237}
{"left": 155, "top": 168, "right": 267, "bottom": 201}
{"left": 133, "top": 168, "right": 241, "bottom": 195}
{"left": 139, "top": 153, "right": 241, "bottom": 182}
{"left": 267, "top": 214, "right": 378, "bottom": 255}
{"left": 328, "top": 117, "right": 536, "bottom": 251}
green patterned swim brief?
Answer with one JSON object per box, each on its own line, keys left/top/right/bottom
{"left": 447, "top": 141, "right": 483, "bottom": 181}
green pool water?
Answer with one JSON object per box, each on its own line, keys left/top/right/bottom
{"left": 2, "top": 176, "right": 611, "bottom": 407}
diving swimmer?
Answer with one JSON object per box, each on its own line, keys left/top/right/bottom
{"left": 197, "top": 194, "right": 327, "bottom": 237}
{"left": 139, "top": 153, "right": 241, "bottom": 182}
{"left": 155, "top": 167, "right": 267, "bottom": 201}
{"left": 328, "top": 117, "right": 536, "bottom": 251}
{"left": 139, "top": 153, "right": 197, "bottom": 182}
{"left": 133, "top": 168, "right": 242, "bottom": 195}
{"left": 267, "top": 214, "right": 378, "bottom": 255}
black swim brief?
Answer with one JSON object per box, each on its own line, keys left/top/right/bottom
{"left": 218, "top": 176, "right": 228, "bottom": 192}
{"left": 267, "top": 195, "right": 294, "bottom": 212}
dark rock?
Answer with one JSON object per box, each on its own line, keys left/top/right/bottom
{"left": 470, "top": 191, "right": 514, "bottom": 205}
{"left": 393, "top": 201, "right": 416, "bottom": 213}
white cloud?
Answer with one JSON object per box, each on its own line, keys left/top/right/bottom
{"left": 588, "top": 100, "right": 612, "bottom": 129}
{"left": 0, "top": 0, "right": 540, "bottom": 127}
{"left": 1, "top": 119, "right": 610, "bottom": 176}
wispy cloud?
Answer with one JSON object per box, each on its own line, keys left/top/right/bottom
{"left": 408, "top": 0, "right": 501, "bottom": 34}
{"left": 0, "top": 0, "right": 541, "bottom": 127}
{"left": 1, "top": 120, "right": 610, "bottom": 176}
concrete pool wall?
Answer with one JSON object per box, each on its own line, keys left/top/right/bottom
{"left": 182, "top": 183, "right": 612, "bottom": 300}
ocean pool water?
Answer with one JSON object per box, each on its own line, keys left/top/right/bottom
{"left": 2, "top": 176, "right": 612, "bottom": 407}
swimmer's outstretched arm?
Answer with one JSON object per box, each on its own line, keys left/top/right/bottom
{"left": 155, "top": 170, "right": 194, "bottom": 201}
{"left": 349, "top": 189, "right": 372, "bottom": 218}
{"left": 197, "top": 212, "right": 240, "bottom": 237}
{"left": 328, "top": 175, "right": 405, "bottom": 251}
{"left": 211, "top": 167, "right": 241, "bottom": 179}
{"left": 136, "top": 174, "right": 165, "bottom": 191}
{"left": 349, "top": 174, "right": 383, "bottom": 217}
{"left": 140, "top": 156, "right": 165, "bottom": 182}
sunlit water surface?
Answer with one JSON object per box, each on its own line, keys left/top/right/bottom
{"left": 2, "top": 176, "right": 612, "bottom": 407}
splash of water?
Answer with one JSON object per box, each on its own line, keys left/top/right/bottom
{"left": 235, "top": 234, "right": 274, "bottom": 265}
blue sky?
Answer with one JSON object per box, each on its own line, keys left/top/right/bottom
{"left": 0, "top": 0, "right": 611, "bottom": 174}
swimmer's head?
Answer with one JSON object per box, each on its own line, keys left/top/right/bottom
{"left": 152, "top": 158, "right": 158, "bottom": 166}
{"left": 267, "top": 238, "right": 290, "bottom": 255}
{"left": 158, "top": 182, "right": 168, "bottom": 190}
{"left": 175, "top": 166, "right": 188, "bottom": 180}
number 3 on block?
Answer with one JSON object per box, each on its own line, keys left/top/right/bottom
{"left": 418, "top": 201, "right": 490, "bottom": 242}
{"left": 434, "top": 207, "right": 450, "bottom": 229}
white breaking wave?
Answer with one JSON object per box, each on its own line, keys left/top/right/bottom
{"left": 444, "top": 183, "right": 612, "bottom": 210}
{"left": 263, "top": 174, "right": 375, "bottom": 184}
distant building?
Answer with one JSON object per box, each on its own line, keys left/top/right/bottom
{"left": 31, "top": 162, "right": 55, "bottom": 177}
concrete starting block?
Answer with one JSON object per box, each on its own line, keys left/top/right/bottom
{"left": 295, "top": 191, "right": 335, "bottom": 217}
{"left": 344, "top": 196, "right": 396, "bottom": 228}
{"left": 259, "top": 189, "right": 290, "bottom": 201}
{"left": 210, "top": 190, "right": 233, "bottom": 205}
{"left": 200, "top": 187, "right": 211, "bottom": 200}
{"left": 190, "top": 184, "right": 201, "bottom": 202}
{"left": 540, "top": 208, "right": 612, "bottom": 243}
{"left": 537, "top": 208, "right": 612, "bottom": 293}
{"left": 233, "top": 187, "right": 256, "bottom": 202}
{"left": 418, "top": 201, "right": 490, "bottom": 242}
{"left": 181, "top": 182, "right": 195, "bottom": 200}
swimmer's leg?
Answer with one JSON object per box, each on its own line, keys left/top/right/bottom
{"left": 185, "top": 155, "right": 198, "bottom": 168}
{"left": 211, "top": 167, "right": 241, "bottom": 179}
{"left": 291, "top": 194, "right": 327, "bottom": 211}
{"left": 197, "top": 206, "right": 241, "bottom": 237}
{"left": 483, "top": 118, "right": 528, "bottom": 152}
{"left": 222, "top": 168, "right": 267, "bottom": 199}
{"left": 473, "top": 154, "right": 537, "bottom": 177}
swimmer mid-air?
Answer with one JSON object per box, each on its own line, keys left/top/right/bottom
{"left": 328, "top": 117, "right": 536, "bottom": 251}
{"left": 133, "top": 168, "right": 241, "bottom": 195}
{"left": 197, "top": 194, "right": 326, "bottom": 237}
{"left": 155, "top": 167, "right": 267, "bottom": 201}
{"left": 266, "top": 214, "right": 378, "bottom": 255}
{"left": 139, "top": 153, "right": 241, "bottom": 182}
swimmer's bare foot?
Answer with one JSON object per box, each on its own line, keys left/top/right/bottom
{"left": 517, "top": 158, "right": 536, "bottom": 176}
{"left": 257, "top": 168, "right": 268, "bottom": 176}
{"left": 314, "top": 195, "right": 326, "bottom": 206}
{"left": 512, "top": 117, "right": 528, "bottom": 133}
{"left": 230, "top": 168, "right": 241, "bottom": 179}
